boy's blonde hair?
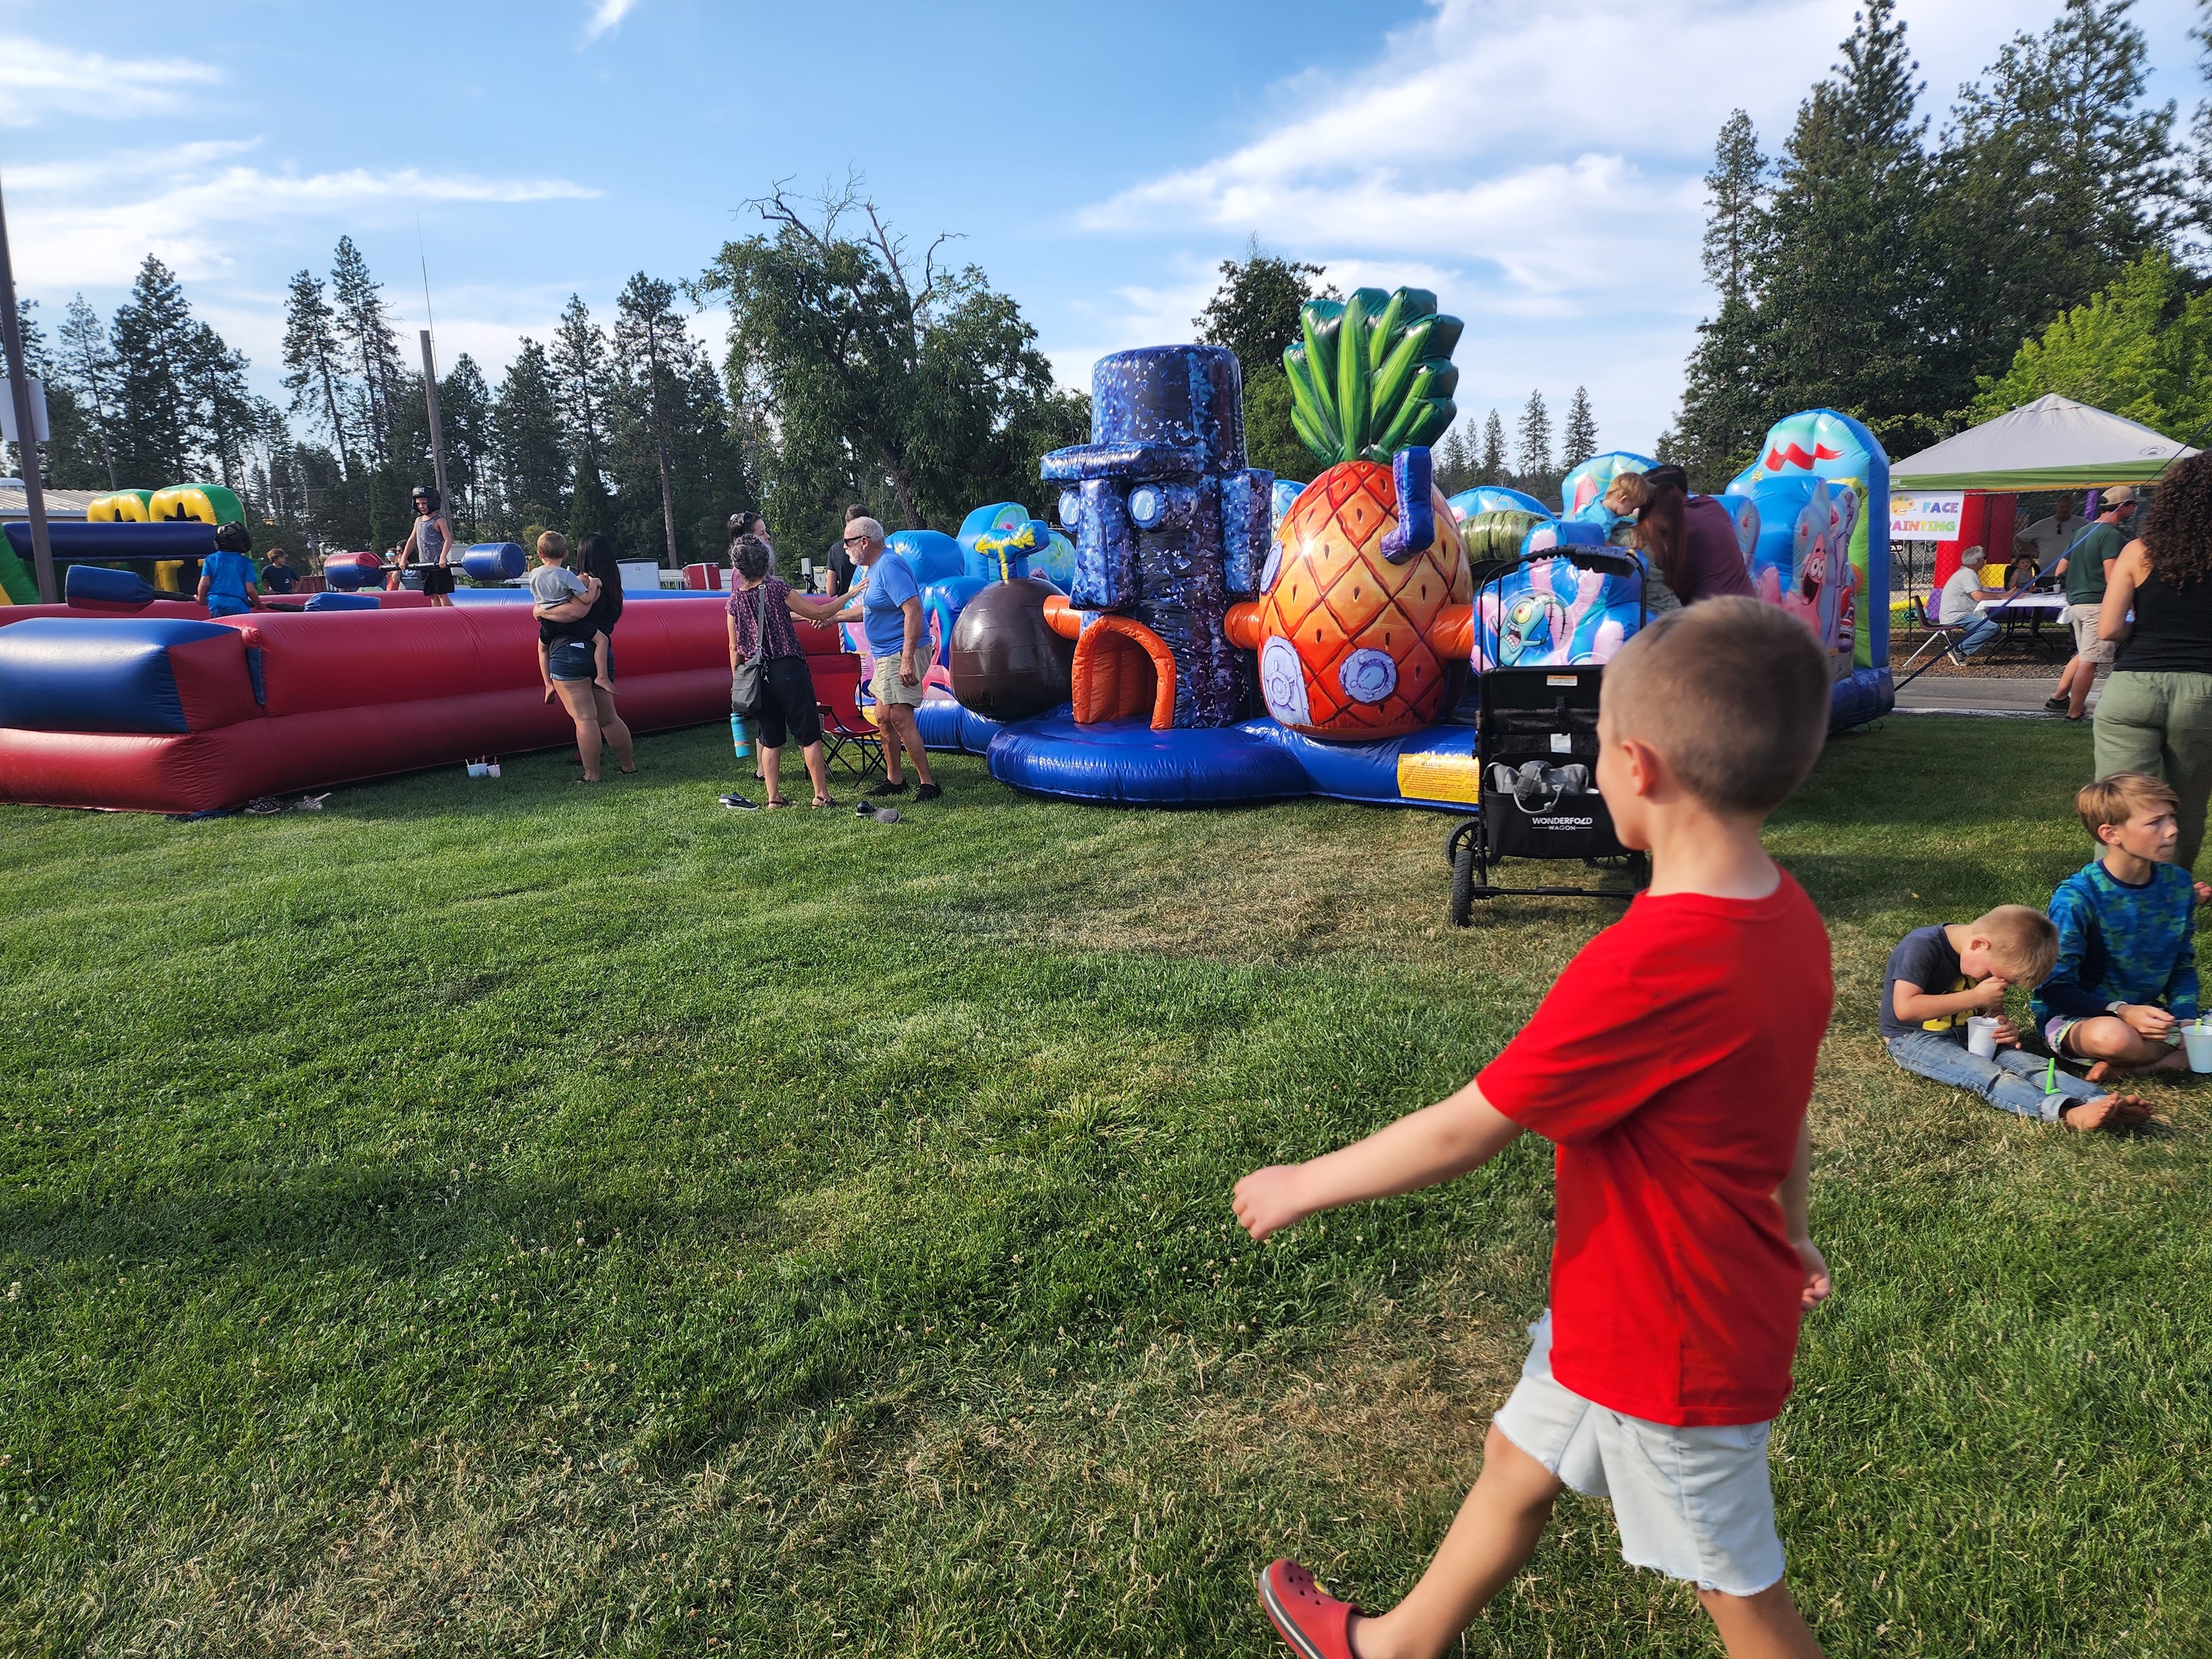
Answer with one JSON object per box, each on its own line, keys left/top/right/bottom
{"left": 1970, "top": 904, "right": 2059, "bottom": 985}
{"left": 537, "top": 531, "right": 569, "bottom": 560}
{"left": 2076, "top": 771, "right": 2178, "bottom": 838}
{"left": 1601, "top": 597, "right": 1831, "bottom": 815}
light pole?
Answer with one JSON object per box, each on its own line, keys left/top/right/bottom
{"left": 0, "top": 165, "right": 56, "bottom": 603}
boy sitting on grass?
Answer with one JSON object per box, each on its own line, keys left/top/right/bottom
{"left": 1233, "top": 599, "right": 1840, "bottom": 1659}
{"left": 1881, "top": 908, "right": 2148, "bottom": 1130}
{"left": 2031, "top": 771, "right": 2200, "bottom": 1083}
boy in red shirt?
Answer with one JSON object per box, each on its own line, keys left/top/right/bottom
{"left": 1234, "top": 598, "right": 1837, "bottom": 1659}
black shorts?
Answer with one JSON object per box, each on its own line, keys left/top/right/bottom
{"left": 422, "top": 564, "right": 456, "bottom": 595}
{"left": 757, "top": 654, "right": 822, "bottom": 748}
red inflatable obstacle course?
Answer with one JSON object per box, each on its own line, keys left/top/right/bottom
{"left": 0, "top": 599, "right": 744, "bottom": 813}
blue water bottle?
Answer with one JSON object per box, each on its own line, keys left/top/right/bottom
{"left": 730, "top": 714, "right": 755, "bottom": 759}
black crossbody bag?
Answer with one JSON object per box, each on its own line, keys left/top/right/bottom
{"left": 731, "top": 585, "right": 768, "bottom": 718}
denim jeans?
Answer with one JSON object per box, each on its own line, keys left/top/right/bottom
{"left": 1954, "top": 613, "right": 2000, "bottom": 657}
{"left": 1885, "top": 1031, "right": 2102, "bottom": 1124}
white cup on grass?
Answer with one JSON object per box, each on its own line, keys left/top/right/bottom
{"left": 2182, "top": 1020, "right": 2212, "bottom": 1074}
{"left": 1966, "top": 1016, "right": 2000, "bottom": 1060}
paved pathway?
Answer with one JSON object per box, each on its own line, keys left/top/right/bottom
{"left": 1893, "top": 673, "right": 2098, "bottom": 718}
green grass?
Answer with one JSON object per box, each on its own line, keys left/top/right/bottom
{"left": 1, "top": 717, "right": 2206, "bottom": 1656}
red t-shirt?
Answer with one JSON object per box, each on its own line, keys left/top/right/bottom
{"left": 1478, "top": 874, "right": 1832, "bottom": 1426}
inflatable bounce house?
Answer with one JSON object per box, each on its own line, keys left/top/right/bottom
{"left": 0, "top": 285, "right": 1890, "bottom": 815}
{"left": 911, "top": 288, "right": 1892, "bottom": 805}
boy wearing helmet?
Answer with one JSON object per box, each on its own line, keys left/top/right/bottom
{"left": 398, "top": 486, "right": 457, "bottom": 606}
{"left": 195, "top": 521, "right": 261, "bottom": 618}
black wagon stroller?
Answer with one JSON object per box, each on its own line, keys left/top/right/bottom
{"left": 1446, "top": 545, "right": 1651, "bottom": 926}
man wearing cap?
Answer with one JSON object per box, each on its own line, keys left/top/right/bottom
{"left": 2046, "top": 487, "right": 2139, "bottom": 719}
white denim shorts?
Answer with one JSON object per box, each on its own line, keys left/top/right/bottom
{"left": 1492, "top": 1311, "right": 1786, "bottom": 1597}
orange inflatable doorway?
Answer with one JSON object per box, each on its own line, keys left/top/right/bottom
{"left": 1071, "top": 616, "right": 1178, "bottom": 729}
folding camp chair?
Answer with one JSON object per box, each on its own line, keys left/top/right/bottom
{"left": 1894, "top": 618, "right": 1979, "bottom": 687}
{"left": 796, "top": 622, "right": 883, "bottom": 780}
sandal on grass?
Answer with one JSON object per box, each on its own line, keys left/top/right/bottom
{"left": 1257, "top": 1559, "right": 1361, "bottom": 1659}
{"left": 812, "top": 795, "right": 838, "bottom": 809}
{"left": 763, "top": 799, "right": 794, "bottom": 810}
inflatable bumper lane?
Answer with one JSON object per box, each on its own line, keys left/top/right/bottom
{"left": 0, "top": 598, "right": 737, "bottom": 813}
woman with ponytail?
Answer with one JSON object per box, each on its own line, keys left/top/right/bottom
{"left": 1603, "top": 464, "right": 1756, "bottom": 608}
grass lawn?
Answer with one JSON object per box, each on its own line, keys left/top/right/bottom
{"left": 1, "top": 714, "right": 2207, "bottom": 1657}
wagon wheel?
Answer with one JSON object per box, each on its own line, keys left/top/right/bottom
{"left": 1447, "top": 817, "right": 1481, "bottom": 928}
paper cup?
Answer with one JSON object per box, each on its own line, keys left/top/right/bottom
{"left": 2183, "top": 1020, "right": 2212, "bottom": 1074}
{"left": 1966, "top": 1016, "right": 2000, "bottom": 1060}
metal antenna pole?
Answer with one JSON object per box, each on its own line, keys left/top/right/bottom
{"left": 419, "top": 330, "right": 454, "bottom": 551}
{"left": 0, "top": 167, "right": 56, "bottom": 602}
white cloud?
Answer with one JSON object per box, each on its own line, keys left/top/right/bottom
{"left": 0, "top": 36, "right": 219, "bottom": 125}
{"left": 1066, "top": 0, "right": 2191, "bottom": 444}
{"left": 5, "top": 141, "right": 599, "bottom": 291}
{"left": 583, "top": 0, "right": 643, "bottom": 43}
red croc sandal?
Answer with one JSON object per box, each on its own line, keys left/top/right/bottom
{"left": 1257, "top": 1559, "right": 1363, "bottom": 1659}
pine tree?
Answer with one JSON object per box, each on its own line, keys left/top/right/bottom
{"left": 1431, "top": 422, "right": 1477, "bottom": 496}
{"left": 1667, "top": 111, "right": 1776, "bottom": 486}
{"left": 109, "top": 256, "right": 201, "bottom": 485}
{"left": 184, "top": 321, "right": 254, "bottom": 491}
{"left": 56, "top": 296, "right": 119, "bottom": 490}
{"left": 1515, "top": 390, "right": 1552, "bottom": 480}
{"left": 1560, "top": 387, "right": 1598, "bottom": 468}
{"left": 611, "top": 274, "right": 690, "bottom": 565}
{"left": 1932, "top": 0, "right": 2174, "bottom": 413}
{"left": 329, "top": 237, "right": 404, "bottom": 469}
{"left": 1756, "top": 0, "right": 1938, "bottom": 448}
{"left": 1479, "top": 408, "right": 1506, "bottom": 485}
{"left": 493, "top": 338, "right": 568, "bottom": 525}
{"left": 439, "top": 354, "right": 493, "bottom": 537}
{"left": 282, "top": 269, "right": 355, "bottom": 479}
{"left": 551, "top": 295, "right": 611, "bottom": 493}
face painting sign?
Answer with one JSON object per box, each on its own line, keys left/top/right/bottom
{"left": 1889, "top": 493, "right": 1965, "bottom": 540}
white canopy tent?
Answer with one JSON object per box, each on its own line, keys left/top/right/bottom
{"left": 1891, "top": 394, "right": 2197, "bottom": 490}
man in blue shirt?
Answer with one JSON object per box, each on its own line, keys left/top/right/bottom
{"left": 788, "top": 517, "right": 942, "bottom": 801}
{"left": 195, "top": 521, "right": 261, "bottom": 618}
{"left": 259, "top": 546, "right": 298, "bottom": 594}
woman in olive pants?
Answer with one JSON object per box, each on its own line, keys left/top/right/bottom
{"left": 2093, "top": 461, "right": 2212, "bottom": 868}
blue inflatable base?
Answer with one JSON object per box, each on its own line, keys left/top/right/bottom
{"left": 1830, "top": 666, "right": 1893, "bottom": 731}
{"left": 925, "top": 707, "right": 1484, "bottom": 810}
{"left": 914, "top": 667, "right": 1890, "bottom": 810}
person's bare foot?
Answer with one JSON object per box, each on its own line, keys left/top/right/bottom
{"left": 2085, "top": 1059, "right": 2113, "bottom": 1084}
{"left": 2062, "top": 1093, "right": 2152, "bottom": 1130}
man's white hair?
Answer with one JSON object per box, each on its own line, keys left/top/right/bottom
{"left": 847, "top": 517, "right": 885, "bottom": 544}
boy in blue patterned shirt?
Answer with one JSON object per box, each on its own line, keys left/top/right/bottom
{"left": 2033, "top": 773, "right": 2199, "bottom": 1082}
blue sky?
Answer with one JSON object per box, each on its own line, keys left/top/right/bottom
{"left": 0, "top": 0, "right": 2202, "bottom": 464}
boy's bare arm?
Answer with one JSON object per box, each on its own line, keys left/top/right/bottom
{"left": 1892, "top": 977, "right": 2005, "bottom": 1023}
{"left": 1778, "top": 1119, "right": 1831, "bottom": 1309}
{"left": 1232, "top": 1079, "right": 1523, "bottom": 1242}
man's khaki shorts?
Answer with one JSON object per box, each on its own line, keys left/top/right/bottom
{"left": 869, "top": 656, "right": 928, "bottom": 707}
{"left": 2068, "top": 604, "right": 2116, "bottom": 665}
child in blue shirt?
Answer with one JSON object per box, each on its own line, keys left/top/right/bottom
{"left": 195, "top": 521, "right": 261, "bottom": 618}
{"left": 2033, "top": 771, "right": 2199, "bottom": 1082}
